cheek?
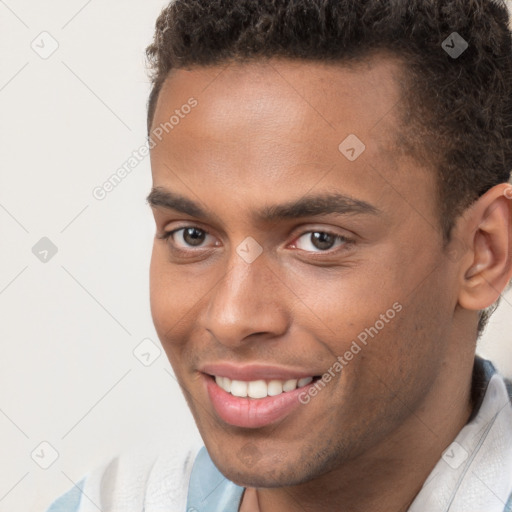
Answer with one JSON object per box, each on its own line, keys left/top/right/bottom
{"left": 149, "top": 245, "right": 218, "bottom": 347}
{"left": 149, "top": 253, "right": 193, "bottom": 378}
{"left": 284, "top": 254, "right": 449, "bottom": 383}
{"left": 149, "top": 246, "right": 187, "bottom": 342}
{"left": 353, "top": 271, "right": 453, "bottom": 395}
{"left": 281, "top": 263, "right": 400, "bottom": 341}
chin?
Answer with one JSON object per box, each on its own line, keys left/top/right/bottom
{"left": 207, "top": 445, "right": 318, "bottom": 489}
{"left": 221, "top": 465, "right": 309, "bottom": 489}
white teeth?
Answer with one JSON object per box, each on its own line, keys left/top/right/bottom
{"left": 230, "top": 380, "right": 248, "bottom": 397}
{"left": 247, "top": 380, "right": 267, "bottom": 399}
{"left": 283, "top": 379, "right": 298, "bottom": 392}
{"left": 214, "top": 375, "right": 314, "bottom": 398}
{"left": 267, "top": 380, "right": 283, "bottom": 396}
{"left": 298, "top": 377, "right": 313, "bottom": 387}
{"left": 216, "top": 375, "right": 231, "bottom": 392}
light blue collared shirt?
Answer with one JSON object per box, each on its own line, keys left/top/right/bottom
{"left": 186, "top": 447, "right": 244, "bottom": 511}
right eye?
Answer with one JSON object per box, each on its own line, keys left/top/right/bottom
{"left": 159, "top": 226, "right": 221, "bottom": 254}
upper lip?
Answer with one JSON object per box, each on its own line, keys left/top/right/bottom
{"left": 200, "top": 362, "right": 319, "bottom": 381}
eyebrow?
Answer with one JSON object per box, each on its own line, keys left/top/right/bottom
{"left": 146, "top": 187, "right": 379, "bottom": 222}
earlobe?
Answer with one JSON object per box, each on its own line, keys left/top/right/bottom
{"left": 457, "top": 183, "right": 512, "bottom": 312}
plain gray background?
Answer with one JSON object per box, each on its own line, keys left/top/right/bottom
{"left": 1, "top": 1, "right": 511, "bottom": 510}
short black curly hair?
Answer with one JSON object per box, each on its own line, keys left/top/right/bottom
{"left": 146, "top": 0, "right": 512, "bottom": 333}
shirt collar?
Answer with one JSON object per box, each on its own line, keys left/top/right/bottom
{"left": 187, "top": 445, "right": 244, "bottom": 512}
{"left": 409, "top": 357, "right": 512, "bottom": 511}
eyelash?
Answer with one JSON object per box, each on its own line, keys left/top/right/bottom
{"left": 157, "top": 225, "right": 354, "bottom": 257}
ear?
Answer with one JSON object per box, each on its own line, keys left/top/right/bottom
{"left": 456, "top": 183, "right": 512, "bottom": 312}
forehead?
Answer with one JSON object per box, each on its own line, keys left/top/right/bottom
{"left": 150, "top": 55, "right": 409, "bottom": 176}
{"left": 149, "top": 55, "right": 437, "bottom": 229}
{"left": 152, "top": 54, "right": 406, "bottom": 139}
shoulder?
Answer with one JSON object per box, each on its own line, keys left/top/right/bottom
{"left": 45, "top": 441, "right": 203, "bottom": 512}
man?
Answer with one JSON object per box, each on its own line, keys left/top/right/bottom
{"left": 47, "top": 0, "right": 512, "bottom": 511}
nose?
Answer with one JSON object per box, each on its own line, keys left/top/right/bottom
{"left": 200, "top": 250, "right": 290, "bottom": 348}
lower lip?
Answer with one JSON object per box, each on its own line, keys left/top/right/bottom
{"left": 204, "top": 375, "right": 315, "bottom": 428}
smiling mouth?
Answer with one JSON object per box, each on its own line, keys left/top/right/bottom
{"left": 210, "top": 375, "right": 321, "bottom": 399}
{"left": 204, "top": 372, "right": 323, "bottom": 428}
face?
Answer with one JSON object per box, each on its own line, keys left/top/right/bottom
{"left": 148, "top": 57, "right": 460, "bottom": 487}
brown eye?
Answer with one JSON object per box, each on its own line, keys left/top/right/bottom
{"left": 295, "top": 231, "right": 348, "bottom": 252}
{"left": 310, "top": 232, "right": 336, "bottom": 250}
{"left": 181, "top": 227, "right": 206, "bottom": 246}
{"left": 160, "top": 226, "right": 216, "bottom": 250}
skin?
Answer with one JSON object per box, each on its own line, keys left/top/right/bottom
{"left": 147, "top": 56, "right": 512, "bottom": 512}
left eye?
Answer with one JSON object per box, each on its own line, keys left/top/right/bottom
{"left": 294, "top": 231, "right": 348, "bottom": 252}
